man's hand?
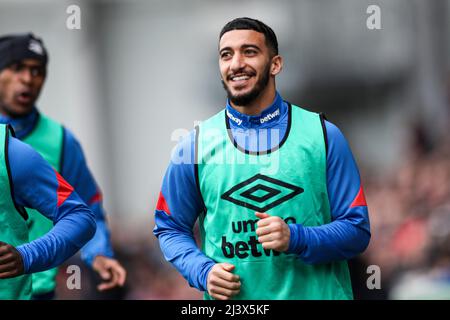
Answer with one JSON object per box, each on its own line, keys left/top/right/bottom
{"left": 255, "top": 212, "right": 290, "bottom": 252}
{"left": 92, "top": 256, "right": 126, "bottom": 291}
{"left": 0, "top": 241, "right": 24, "bottom": 279}
{"left": 207, "top": 263, "right": 241, "bottom": 300}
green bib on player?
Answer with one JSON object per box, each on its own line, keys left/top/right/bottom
{"left": 197, "top": 104, "right": 353, "bottom": 300}
{"left": 22, "top": 114, "right": 63, "bottom": 296}
{"left": 0, "top": 124, "right": 32, "bottom": 300}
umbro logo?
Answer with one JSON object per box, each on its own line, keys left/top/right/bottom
{"left": 221, "top": 174, "right": 303, "bottom": 212}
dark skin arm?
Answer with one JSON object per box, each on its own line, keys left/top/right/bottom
{"left": 0, "top": 241, "right": 24, "bottom": 279}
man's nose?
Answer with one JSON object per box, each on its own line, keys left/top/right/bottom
{"left": 230, "top": 53, "right": 245, "bottom": 72}
{"left": 19, "top": 68, "right": 32, "bottom": 84}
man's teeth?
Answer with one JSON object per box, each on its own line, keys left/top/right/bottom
{"left": 232, "top": 75, "right": 250, "bottom": 81}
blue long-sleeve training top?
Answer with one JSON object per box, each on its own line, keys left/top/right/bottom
{"left": 0, "top": 108, "right": 114, "bottom": 267}
{"left": 153, "top": 92, "right": 371, "bottom": 292}
{"left": 7, "top": 134, "right": 96, "bottom": 273}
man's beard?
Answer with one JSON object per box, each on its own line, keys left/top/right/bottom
{"left": 0, "top": 96, "right": 34, "bottom": 118}
{"left": 222, "top": 64, "right": 270, "bottom": 107}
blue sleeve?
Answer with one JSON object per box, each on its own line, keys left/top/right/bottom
{"left": 7, "top": 136, "right": 96, "bottom": 274}
{"left": 61, "top": 129, "right": 114, "bottom": 267}
{"left": 153, "top": 130, "right": 215, "bottom": 292}
{"left": 287, "top": 120, "right": 371, "bottom": 264}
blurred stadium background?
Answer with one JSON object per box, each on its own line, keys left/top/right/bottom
{"left": 0, "top": 0, "right": 449, "bottom": 299}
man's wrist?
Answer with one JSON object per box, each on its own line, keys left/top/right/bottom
{"left": 82, "top": 253, "right": 109, "bottom": 268}
{"left": 15, "top": 245, "right": 30, "bottom": 274}
{"left": 286, "top": 224, "right": 307, "bottom": 255}
{"left": 200, "top": 260, "right": 216, "bottom": 292}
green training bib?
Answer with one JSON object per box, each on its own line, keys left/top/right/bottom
{"left": 0, "top": 124, "right": 32, "bottom": 300}
{"left": 196, "top": 104, "right": 352, "bottom": 300}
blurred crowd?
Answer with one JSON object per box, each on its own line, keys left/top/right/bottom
{"left": 352, "top": 121, "right": 450, "bottom": 299}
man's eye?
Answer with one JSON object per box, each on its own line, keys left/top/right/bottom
{"left": 245, "top": 49, "right": 257, "bottom": 55}
{"left": 30, "top": 67, "right": 44, "bottom": 77}
{"left": 221, "top": 52, "right": 231, "bottom": 59}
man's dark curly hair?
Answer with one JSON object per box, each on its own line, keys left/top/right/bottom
{"left": 219, "top": 17, "right": 279, "bottom": 56}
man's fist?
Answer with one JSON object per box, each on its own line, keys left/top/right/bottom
{"left": 255, "top": 212, "right": 291, "bottom": 252}
{"left": 0, "top": 241, "right": 24, "bottom": 279}
{"left": 207, "top": 263, "right": 241, "bottom": 300}
{"left": 92, "top": 255, "right": 127, "bottom": 291}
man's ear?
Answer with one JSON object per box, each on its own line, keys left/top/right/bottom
{"left": 270, "top": 55, "right": 283, "bottom": 76}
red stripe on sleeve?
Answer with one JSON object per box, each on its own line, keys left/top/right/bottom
{"left": 350, "top": 185, "right": 367, "bottom": 208}
{"left": 55, "top": 170, "right": 74, "bottom": 207}
{"left": 89, "top": 191, "right": 103, "bottom": 205}
{"left": 156, "top": 191, "right": 171, "bottom": 215}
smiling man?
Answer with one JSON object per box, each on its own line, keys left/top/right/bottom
{"left": 0, "top": 33, "right": 126, "bottom": 299}
{"left": 154, "top": 17, "right": 371, "bottom": 300}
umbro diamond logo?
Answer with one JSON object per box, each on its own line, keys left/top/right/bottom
{"left": 221, "top": 174, "right": 303, "bottom": 212}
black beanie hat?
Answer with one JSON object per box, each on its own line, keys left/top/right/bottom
{"left": 0, "top": 32, "right": 48, "bottom": 72}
